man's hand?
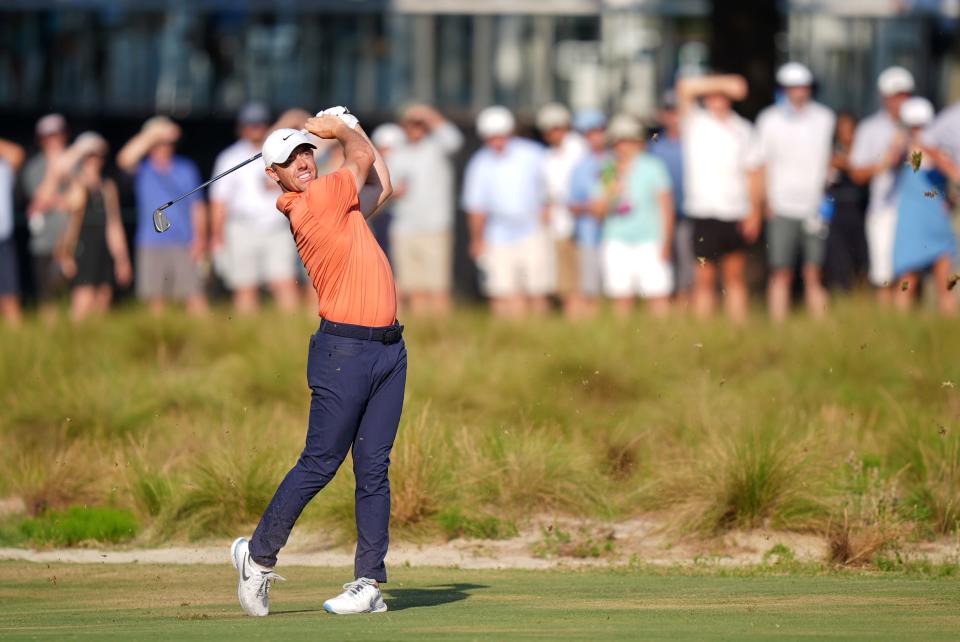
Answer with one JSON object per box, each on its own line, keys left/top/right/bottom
{"left": 469, "top": 237, "right": 486, "bottom": 261}
{"left": 115, "top": 258, "right": 133, "bottom": 287}
{"left": 740, "top": 214, "right": 762, "bottom": 244}
{"left": 305, "top": 115, "right": 346, "bottom": 140}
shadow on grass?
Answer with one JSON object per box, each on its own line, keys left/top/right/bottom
{"left": 270, "top": 607, "right": 325, "bottom": 616}
{"left": 384, "top": 583, "right": 489, "bottom": 612}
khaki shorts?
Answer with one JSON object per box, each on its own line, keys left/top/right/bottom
{"left": 555, "top": 238, "right": 579, "bottom": 297}
{"left": 390, "top": 230, "right": 452, "bottom": 293}
{"left": 478, "top": 231, "right": 555, "bottom": 298}
{"left": 136, "top": 245, "right": 202, "bottom": 301}
{"left": 218, "top": 223, "right": 297, "bottom": 289}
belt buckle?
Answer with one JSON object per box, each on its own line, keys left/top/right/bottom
{"left": 381, "top": 327, "right": 401, "bottom": 344}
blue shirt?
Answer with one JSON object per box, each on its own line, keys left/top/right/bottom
{"left": 134, "top": 156, "right": 202, "bottom": 247}
{"left": 461, "top": 138, "right": 546, "bottom": 244}
{"left": 568, "top": 151, "right": 609, "bottom": 246}
{"left": 648, "top": 135, "right": 684, "bottom": 218}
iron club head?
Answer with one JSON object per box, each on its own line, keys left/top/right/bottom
{"left": 153, "top": 206, "right": 172, "bottom": 233}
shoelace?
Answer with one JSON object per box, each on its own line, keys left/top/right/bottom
{"left": 341, "top": 578, "right": 377, "bottom": 597}
{"left": 256, "top": 570, "right": 286, "bottom": 599}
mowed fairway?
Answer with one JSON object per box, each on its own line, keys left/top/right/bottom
{"left": 1, "top": 563, "right": 958, "bottom": 641}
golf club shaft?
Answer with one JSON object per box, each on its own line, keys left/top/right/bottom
{"left": 158, "top": 151, "right": 262, "bottom": 211}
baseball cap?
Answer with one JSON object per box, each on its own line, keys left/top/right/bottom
{"left": 74, "top": 131, "right": 109, "bottom": 156}
{"left": 262, "top": 128, "right": 316, "bottom": 167}
{"left": 573, "top": 108, "right": 607, "bottom": 132}
{"left": 476, "top": 106, "right": 515, "bottom": 139}
{"left": 606, "top": 114, "right": 642, "bottom": 142}
{"left": 141, "top": 115, "right": 180, "bottom": 143}
{"left": 536, "top": 103, "right": 572, "bottom": 131}
{"left": 776, "top": 62, "right": 814, "bottom": 88}
{"left": 900, "top": 96, "right": 934, "bottom": 128}
{"left": 878, "top": 66, "right": 915, "bottom": 97}
{"left": 371, "top": 123, "right": 406, "bottom": 149}
{"left": 238, "top": 102, "right": 271, "bottom": 126}
{"left": 36, "top": 113, "right": 66, "bottom": 137}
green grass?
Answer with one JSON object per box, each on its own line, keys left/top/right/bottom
{"left": 0, "top": 562, "right": 958, "bottom": 640}
{"left": 1, "top": 299, "right": 958, "bottom": 559}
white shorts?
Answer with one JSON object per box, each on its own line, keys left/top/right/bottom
{"left": 602, "top": 240, "right": 673, "bottom": 298}
{"left": 866, "top": 204, "right": 897, "bottom": 287}
{"left": 479, "top": 231, "right": 555, "bottom": 298}
{"left": 218, "top": 222, "right": 298, "bottom": 289}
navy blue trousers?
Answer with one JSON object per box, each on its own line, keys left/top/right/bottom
{"left": 250, "top": 322, "right": 407, "bottom": 583}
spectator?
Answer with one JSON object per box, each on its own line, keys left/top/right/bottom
{"left": 752, "top": 63, "right": 835, "bottom": 321}
{"left": 390, "top": 104, "right": 463, "bottom": 316}
{"left": 823, "top": 112, "right": 869, "bottom": 291}
{"left": 568, "top": 109, "right": 609, "bottom": 317}
{"left": 538, "top": 102, "right": 586, "bottom": 318}
{"left": 117, "top": 116, "right": 208, "bottom": 315}
{"left": 892, "top": 98, "right": 957, "bottom": 315}
{"left": 57, "top": 133, "right": 132, "bottom": 321}
{"left": 211, "top": 103, "right": 299, "bottom": 313}
{"left": 0, "top": 137, "right": 25, "bottom": 326}
{"left": 463, "top": 106, "right": 551, "bottom": 318}
{"left": 22, "top": 114, "right": 70, "bottom": 320}
{"left": 923, "top": 97, "right": 960, "bottom": 166}
{"left": 369, "top": 122, "right": 405, "bottom": 256}
{"left": 592, "top": 114, "right": 674, "bottom": 317}
{"left": 677, "top": 74, "right": 761, "bottom": 324}
{"left": 849, "top": 66, "right": 915, "bottom": 298}
{"left": 649, "top": 90, "right": 695, "bottom": 308}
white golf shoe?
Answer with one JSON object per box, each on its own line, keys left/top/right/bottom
{"left": 230, "top": 537, "right": 285, "bottom": 617}
{"left": 322, "top": 578, "right": 387, "bottom": 614}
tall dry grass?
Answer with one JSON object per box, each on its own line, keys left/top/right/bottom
{"left": 0, "top": 298, "right": 957, "bottom": 548}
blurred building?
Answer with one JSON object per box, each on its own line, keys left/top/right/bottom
{"left": 1, "top": 1, "right": 957, "bottom": 123}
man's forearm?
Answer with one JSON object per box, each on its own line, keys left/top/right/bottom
{"left": 117, "top": 132, "right": 154, "bottom": 173}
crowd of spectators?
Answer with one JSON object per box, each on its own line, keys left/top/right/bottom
{"left": 1, "top": 62, "right": 958, "bottom": 326}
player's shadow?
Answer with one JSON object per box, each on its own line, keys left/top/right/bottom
{"left": 383, "top": 583, "right": 488, "bottom": 611}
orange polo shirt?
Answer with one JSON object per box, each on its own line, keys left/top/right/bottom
{"left": 277, "top": 168, "right": 397, "bottom": 327}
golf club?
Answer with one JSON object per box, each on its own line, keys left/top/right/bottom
{"left": 152, "top": 151, "right": 262, "bottom": 233}
{"left": 153, "top": 107, "right": 357, "bottom": 233}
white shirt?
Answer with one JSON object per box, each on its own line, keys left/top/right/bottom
{"left": 751, "top": 100, "right": 835, "bottom": 218}
{"left": 542, "top": 132, "right": 587, "bottom": 239}
{"left": 0, "top": 159, "right": 13, "bottom": 240}
{"left": 923, "top": 101, "right": 960, "bottom": 163}
{"left": 682, "top": 107, "right": 754, "bottom": 221}
{"left": 390, "top": 123, "right": 463, "bottom": 235}
{"left": 210, "top": 139, "right": 286, "bottom": 231}
{"left": 849, "top": 110, "right": 900, "bottom": 216}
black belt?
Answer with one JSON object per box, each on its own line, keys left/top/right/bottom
{"left": 319, "top": 319, "right": 404, "bottom": 345}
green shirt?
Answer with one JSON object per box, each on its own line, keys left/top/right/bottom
{"left": 598, "top": 153, "right": 671, "bottom": 244}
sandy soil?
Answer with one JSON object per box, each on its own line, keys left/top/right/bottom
{"left": 1, "top": 516, "right": 957, "bottom": 569}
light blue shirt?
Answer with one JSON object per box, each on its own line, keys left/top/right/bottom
{"left": 648, "top": 136, "right": 684, "bottom": 218}
{"left": 568, "top": 151, "right": 610, "bottom": 247}
{"left": 461, "top": 138, "right": 546, "bottom": 244}
{"left": 595, "top": 154, "right": 672, "bottom": 244}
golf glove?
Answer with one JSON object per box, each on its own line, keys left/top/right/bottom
{"left": 318, "top": 106, "right": 359, "bottom": 130}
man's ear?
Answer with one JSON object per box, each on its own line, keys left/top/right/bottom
{"left": 265, "top": 165, "right": 279, "bottom": 183}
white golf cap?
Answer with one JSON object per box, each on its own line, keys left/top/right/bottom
{"left": 900, "top": 96, "right": 934, "bottom": 128}
{"left": 36, "top": 113, "right": 67, "bottom": 137}
{"left": 607, "top": 113, "right": 642, "bottom": 142}
{"left": 536, "top": 102, "right": 572, "bottom": 131}
{"left": 476, "top": 106, "right": 515, "bottom": 139}
{"left": 371, "top": 123, "right": 406, "bottom": 149}
{"left": 776, "top": 62, "right": 813, "bottom": 88}
{"left": 878, "top": 66, "right": 915, "bottom": 97}
{"left": 262, "top": 128, "right": 316, "bottom": 167}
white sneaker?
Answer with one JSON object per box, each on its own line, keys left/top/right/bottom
{"left": 322, "top": 578, "right": 387, "bottom": 614}
{"left": 230, "top": 537, "right": 285, "bottom": 617}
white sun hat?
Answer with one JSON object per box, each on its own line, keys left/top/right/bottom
{"left": 262, "top": 128, "right": 316, "bottom": 167}
{"left": 900, "top": 96, "right": 934, "bottom": 128}
{"left": 776, "top": 62, "right": 813, "bottom": 88}
{"left": 535, "top": 102, "right": 572, "bottom": 131}
{"left": 606, "top": 113, "right": 642, "bottom": 142}
{"left": 371, "top": 123, "right": 406, "bottom": 149}
{"left": 476, "top": 106, "right": 515, "bottom": 139}
{"left": 878, "top": 66, "right": 915, "bottom": 97}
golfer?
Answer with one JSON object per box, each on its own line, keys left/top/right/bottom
{"left": 231, "top": 110, "right": 404, "bottom": 617}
